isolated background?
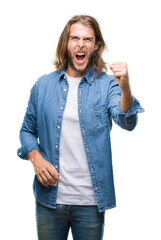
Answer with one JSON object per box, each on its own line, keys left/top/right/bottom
{"left": 1, "top": 0, "right": 161, "bottom": 239}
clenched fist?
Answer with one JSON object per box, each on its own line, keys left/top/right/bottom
{"left": 109, "top": 62, "right": 133, "bottom": 113}
{"left": 109, "top": 62, "right": 130, "bottom": 92}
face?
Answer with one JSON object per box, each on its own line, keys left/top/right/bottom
{"left": 66, "top": 23, "right": 98, "bottom": 77}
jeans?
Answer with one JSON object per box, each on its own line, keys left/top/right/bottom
{"left": 36, "top": 202, "right": 105, "bottom": 240}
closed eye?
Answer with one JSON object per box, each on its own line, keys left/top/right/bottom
{"left": 84, "top": 38, "right": 93, "bottom": 42}
{"left": 70, "top": 36, "right": 79, "bottom": 40}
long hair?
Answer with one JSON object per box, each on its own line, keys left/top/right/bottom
{"left": 54, "top": 15, "right": 107, "bottom": 77}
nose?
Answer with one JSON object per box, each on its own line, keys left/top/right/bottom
{"left": 77, "top": 39, "right": 84, "bottom": 48}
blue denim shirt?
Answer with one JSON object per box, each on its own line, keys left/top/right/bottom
{"left": 17, "top": 68, "right": 144, "bottom": 212}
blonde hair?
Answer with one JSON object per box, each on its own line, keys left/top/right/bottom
{"left": 54, "top": 15, "right": 107, "bottom": 77}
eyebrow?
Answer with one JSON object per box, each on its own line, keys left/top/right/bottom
{"left": 69, "top": 35, "right": 94, "bottom": 40}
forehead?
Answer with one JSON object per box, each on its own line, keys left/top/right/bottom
{"left": 69, "top": 23, "right": 95, "bottom": 38}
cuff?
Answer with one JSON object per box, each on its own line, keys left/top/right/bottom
{"left": 17, "top": 142, "right": 40, "bottom": 160}
{"left": 115, "top": 97, "right": 145, "bottom": 117}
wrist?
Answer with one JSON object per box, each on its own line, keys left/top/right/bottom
{"left": 28, "top": 149, "right": 40, "bottom": 164}
{"left": 120, "top": 88, "right": 133, "bottom": 113}
{"left": 121, "top": 87, "right": 133, "bottom": 99}
{"left": 121, "top": 85, "right": 131, "bottom": 94}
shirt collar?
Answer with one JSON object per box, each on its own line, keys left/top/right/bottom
{"left": 58, "top": 67, "right": 98, "bottom": 85}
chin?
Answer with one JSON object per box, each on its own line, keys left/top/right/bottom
{"left": 74, "top": 62, "right": 89, "bottom": 73}
{"left": 75, "top": 67, "right": 88, "bottom": 75}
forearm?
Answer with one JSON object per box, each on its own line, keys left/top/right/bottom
{"left": 18, "top": 130, "right": 40, "bottom": 160}
{"left": 28, "top": 149, "right": 41, "bottom": 164}
{"left": 18, "top": 82, "right": 39, "bottom": 160}
{"left": 120, "top": 88, "right": 133, "bottom": 113}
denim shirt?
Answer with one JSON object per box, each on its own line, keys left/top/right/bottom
{"left": 17, "top": 68, "right": 144, "bottom": 212}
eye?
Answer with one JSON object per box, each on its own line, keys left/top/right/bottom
{"left": 84, "top": 38, "right": 92, "bottom": 42}
{"left": 71, "top": 36, "right": 78, "bottom": 41}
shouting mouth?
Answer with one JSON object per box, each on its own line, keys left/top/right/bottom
{"left": 75, "top": 52, "right": 86, "bottom": 64}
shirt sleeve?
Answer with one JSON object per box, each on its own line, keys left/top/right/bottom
{"left": 107, "top": 76, "right": 144, "bottom": 131}
{"left": 17, "top": 82, "right": 40, "bottom": 160}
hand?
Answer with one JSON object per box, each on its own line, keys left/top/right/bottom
{"left": 109, "top": 62, "right": 130, "bottom": 92}
{"left": 28, "top": 150, "right": 60, "bottom": 187}
{"left": 109, "top": 62, "right": 133, "bottom": 112}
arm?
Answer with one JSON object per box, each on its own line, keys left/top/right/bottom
{"left": 108, "top": 62, "right": 144, "bottom": 131}
{"left": 109, "top": 62, "right": 133, "bottom": 113}
{"left": 17, "top": 82, "right": 40, "bottom": 159}
{"left": 17, "top": 82, "right": 60, "bottom": 186}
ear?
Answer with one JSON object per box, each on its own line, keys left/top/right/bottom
{"left": 94, "top": 42, "right": 99, "bottom": 51}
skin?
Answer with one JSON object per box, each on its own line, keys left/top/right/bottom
{"left": 28, "top": 150, "right": 60, "bottom": 187}
{"left": 109, "top": 62, "right": 133, "bottom": 112}
{"left": 28, "top": 23, "right": 133, "bottom": 187}
{"left": 65, "top": 23, "right": 98, "bottom": 77}
{"left": 66, "top": 23, "right": 133, "bottom": 112}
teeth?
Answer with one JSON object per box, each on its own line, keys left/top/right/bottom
{"left": 76, "top": 53, "right": 85, "bottom": 56}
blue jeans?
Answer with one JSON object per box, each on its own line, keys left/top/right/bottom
{"left": 36, "top": 202, "right": 105, "bottom": 240}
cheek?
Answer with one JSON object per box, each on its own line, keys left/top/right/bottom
{"left": 86, "top": 44, "right": 96, "bottom": 54}
{"left": 68, "top": 41, "right": 77, "bottom": 51}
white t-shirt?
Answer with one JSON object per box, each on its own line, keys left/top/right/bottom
{"left": 56, "top": 73, "right": 97, "bottom": 205}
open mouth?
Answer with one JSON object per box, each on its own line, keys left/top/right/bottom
{"left": 75, "top": 52, "right": 86, "bottom": 62}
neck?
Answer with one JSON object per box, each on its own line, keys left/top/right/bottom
{"left": 65, "top": 65, "right": 89, "bottom": 78}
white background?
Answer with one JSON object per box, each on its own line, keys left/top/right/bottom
{"left": 0, "top": 0, "right": 161, "bottom": 239}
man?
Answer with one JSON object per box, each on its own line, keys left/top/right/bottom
{"left": 17, "top": 15, "right": 144, "bottom": 240}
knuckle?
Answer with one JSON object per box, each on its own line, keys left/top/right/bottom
{"left": 37, "top": 176, "right": 43, "bottom": 183}
{"left": 36, "top": 169, "right": 41, "bottom": 174}
{"left": 49, "top": 177, "right": 54, "bottom": 182}
{"left": 37, "top": 169, "right": 44, "bottom": 175}
{"left": 52, "top": 178, "right": 57, "bottom": 183}
{"left": 41, "top": 168, "right": 47, "bottom": 174}
{"left": 124, "top": 64, "right": 127, "bottom": 69}
{"left": 44, "top": 179, "right": 48, "bottom": 184}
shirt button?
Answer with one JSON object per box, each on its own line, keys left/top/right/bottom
{"left": 55, "top": 165, "right": 58, "bottom": 169}
{"left": 80, "top": 109, "right": 82, "bottom": 113}
{"left": 64, "top": 89, "right": 67, "bottom": 92}
{"left": 19, "top": 152, "right": 21, "bottom": 156}
{"left": 57, "top": 125, "right": 60, "bottom": 129}
{"left": 55, "top": 145, "right": 58, "bottom": 149}
{"left": 60, "top": 107, "right": 63, "bottom": 110}
{"left": 94, "top": 185, "right": 98, "bottom": 190}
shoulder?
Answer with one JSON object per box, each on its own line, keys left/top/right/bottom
{"left": 36, "top": 70, "right": 61, "bottom": 86}
{"left": 31, "top": 70, "right": 63, "bottom": 91}
{"left": 30, "top": 70, "right": 62, "bottom": 96}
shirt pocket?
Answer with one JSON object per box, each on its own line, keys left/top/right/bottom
{"left": 90, "top": 104, "right": 109, "bottom": 130}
